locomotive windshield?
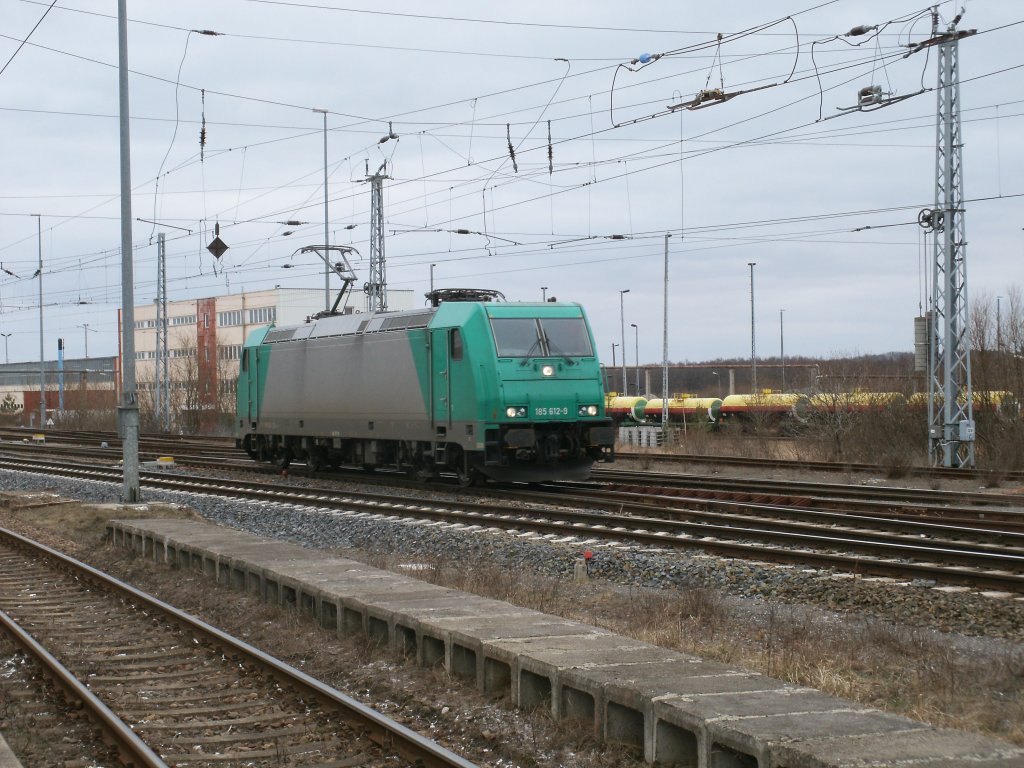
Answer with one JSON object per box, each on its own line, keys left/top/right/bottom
{"left": 490, "top": 317, "right": 593, "bottom": 358}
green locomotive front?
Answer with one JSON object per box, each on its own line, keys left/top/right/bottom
{"left": 236, "top": 294, "right": 614, "bottom": 483}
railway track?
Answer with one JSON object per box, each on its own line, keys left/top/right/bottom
{"left": 589, "top": 467, "right": 1024, "bottom": 515}
{"left": 0, "top": 524, "right": 478, "bottom": 768}
{"left": 5, "top": 428, "right": 1022, "bottom": 514}
{"left": 616, "top": 449, "right": 1024, "bottom": 484}
{"left": 2, "top": 454, "right": 1023, "bottom": 593}
{"left": 0, "top": 631, "right": 126, "bottom": 766}
{"left": 11, "top": 427, "right": 1024, "bottom": 489}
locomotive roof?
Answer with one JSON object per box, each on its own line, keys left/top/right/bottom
{"left": 259, "top": 300, "right": 585, "bottom": 345}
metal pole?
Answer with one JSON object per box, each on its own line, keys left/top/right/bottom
{"left": 313, "top": 108, "right": 329, "bottom": 313}
{"left": 780, "top": 309, "right": 785, "bottom": 392}
{"left": 611, "top": 342, "right": 617, "bottom": 372}
{"left": 81, "top": 324, "right": 90, "bottom": 357}
{"left": 155, "top": 232, "right": 169, "bottom": 431}
{"left": 926, "top": 11, "right": 975, "bottom": 468}
{"left": 631, "top": 323, "right": 639, "bottom": 395}
{"left": 34, "top": 214, "right": 45, "bottom": 430}
{"left": 619, "top": 289, "right": 630, "bottom": 396}
{"left": 541, "top": 286, "right": 548, "bottom": 302}
{"left": 1, "top": 334, "right": 9, "bottom": 365}
{"left": 748, "top": 262, "right": 757, "bottom": 393}
{"left": 117, "top": 0, "right": 140, "bottom": 502}
{"left": 430, "top": 263, "right": 436, "bottom": 295}
{"left": 662, "top": 234, "right": 670, "bottom": 429}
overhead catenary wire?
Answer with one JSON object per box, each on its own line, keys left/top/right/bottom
{"left": 0, "top": 0, "right": 57, "bottom": 79}
{"left": 1, "top": 2, "right": 1018, "bottom": 320}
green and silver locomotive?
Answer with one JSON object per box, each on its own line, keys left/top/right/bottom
{"left": 236, "top": 289, "right": 614, "bottom": 483}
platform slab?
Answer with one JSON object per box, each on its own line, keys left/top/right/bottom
{"left": 770, "top": 728, "right": 1024, "bottom": 768}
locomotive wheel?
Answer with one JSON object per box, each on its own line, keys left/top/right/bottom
{"left": 405, "top": 461, "right": 435, "bottom": 482}
{"left": 277, "top": 448, "right": 293, "bottom": 470}
{"left": 307, "top": 448, "right": 327, "bottom": 472}
{"left": 456, "top": 465, "right": 482, "bottom": 488}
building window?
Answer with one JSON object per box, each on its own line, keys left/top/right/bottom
{"left": 217, "top": 310, "right": 242, "bottom": 327}
{"left": 248, "top": 306, "right": 276, "bottom": 324}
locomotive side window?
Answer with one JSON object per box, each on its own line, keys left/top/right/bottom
{"left": 540, "top": 318, "right": 592, "bottom": 357}
{"left": 450, "top": 328, "right": 464, "bottom": 360}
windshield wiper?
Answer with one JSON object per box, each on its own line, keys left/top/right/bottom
{"left": 518, "top": 336, "right": 544, "bottom": 365}
{"left": 544, "top": 337, "right": 576, "bottom": 366}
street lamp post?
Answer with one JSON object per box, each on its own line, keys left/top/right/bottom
{"left": 611, "top": 342, "right": 618, "bottom": 370}
{"left": 1, "top": 333, "right": 10, "bottom": 364}
{"left": 313, "top": 107, "right": 330, "bottom": 312}
{"left": 630, "top": 323, "right": 640, "bottom": 395}
{"left": 779, "top": 309, "right": 785, "bottom": 392}
{"left": 748, "top": 262, "right": 757, "bottom": 393}
{"left": 77, "top": 323, "right": 96, "bottom": 358}
{"left": 619, "top": 289, "right": 630, "bottom": 396}
{"left": 662, "top": 234, "right": 671, "bottom": 430}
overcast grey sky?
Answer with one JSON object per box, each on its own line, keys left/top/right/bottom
{"left": 0, "top": 0, "right": 1021, "bottom": 368}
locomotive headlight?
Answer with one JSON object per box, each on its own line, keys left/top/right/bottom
{"left": 578, "top": 404, "right": 599, "bottom": 416}
{"left": 541, "top": 365, "right": 555, "bottom": 377}
{"left": 506, "top": 406, "right": 527, "bottom": 418}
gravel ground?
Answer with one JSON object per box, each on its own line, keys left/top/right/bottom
{"left": 3, "top": 467, "right": 1023, "bottom": 646}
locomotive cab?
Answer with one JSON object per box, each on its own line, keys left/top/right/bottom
{"left": 427, "top": 300, "right": 614, "bottom": 483}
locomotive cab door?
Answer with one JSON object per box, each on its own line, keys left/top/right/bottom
{"left": 429, "top": 328, "right": 451, "bottom": 429}
{"left": 242, "top": 347, "right": 259, "bottom": 427}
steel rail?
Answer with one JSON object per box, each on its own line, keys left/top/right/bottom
{"left": 0, "top": 526, "right": 479, "bottom": 768}
{"left": 529, "top": 483, "right": 1024, "bottom": 534}
{"left": 7, "top": 436, "right": 1020, "bottom": 528}
{"left": 591, "top": 467, "right": 1024, "bottom": 508}
{"left": 3, "top": 456, "right": 1023, "bottom": 593}
{"left": 0, "top": 606, "right": 169, "bottom": 768}
{"left": 615, "top": 450, "right": 1024, "bottom": 483}
{"left": 504, "top": 486, "right": 1024, "bottom": 548}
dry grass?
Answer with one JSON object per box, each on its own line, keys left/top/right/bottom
{"left": 0, "top": 492, "right": 196, "bottom": 552}
{"left": 370, "top": 553, "right": 1024, "bottom": 747}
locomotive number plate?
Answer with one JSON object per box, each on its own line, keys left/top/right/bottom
{"left": 534, "top": 406, "right": 569, "bottom": 417}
